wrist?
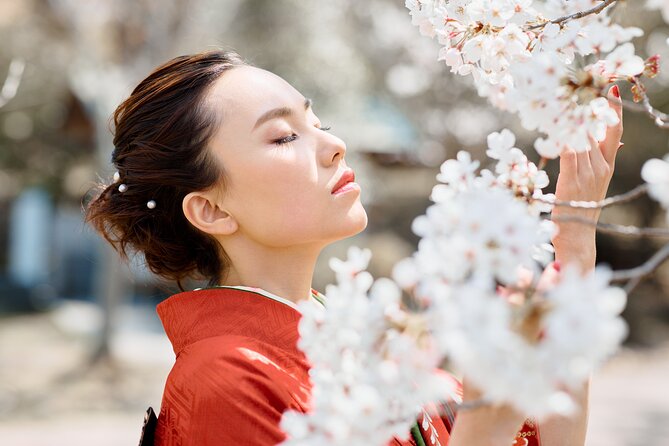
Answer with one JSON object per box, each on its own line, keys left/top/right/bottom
{"left": 552, "top": 237, "right": 596, "bottom": 274}
{"left": 450, "top": 408, "right": 524, "bottom": 446}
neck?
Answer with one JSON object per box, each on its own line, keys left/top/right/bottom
{"left": 216, "top": 237, "right": 323, "bottom": 305}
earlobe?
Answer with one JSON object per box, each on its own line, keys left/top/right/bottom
{"left": 182, "top": 191, "right": 238, "bottom": 236}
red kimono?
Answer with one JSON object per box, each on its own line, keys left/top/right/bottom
{"left": 151, "top": 286, "right": 541, "bottom": 445}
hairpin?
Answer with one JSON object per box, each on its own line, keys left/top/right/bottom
{"left": 118, "top": 184, "right": 128, "bottom": 193}
{"left": 147, "top": 200, "right": 156, "bottom": 209}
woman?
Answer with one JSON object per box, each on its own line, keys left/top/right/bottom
{"left": 85, "top": 50, "right": 623, "bottom": 445}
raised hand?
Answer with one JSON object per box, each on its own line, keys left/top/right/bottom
{"left": 550, "top": 85, "right": 624, "bottom": 273}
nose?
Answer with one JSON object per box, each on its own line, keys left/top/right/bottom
{"left": 321, "top": 131, "right": 347, "bottom": 166}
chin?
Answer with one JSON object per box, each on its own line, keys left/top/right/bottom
{"left": 340, "top": 203, "right": 368, "bottom": 238}
{"left": 311, "top": 202, "right": 368, "bottom": 245}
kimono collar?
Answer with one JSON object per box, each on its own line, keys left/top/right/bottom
{"left": 156, "top": 286, "right": 324, "bottom": 357}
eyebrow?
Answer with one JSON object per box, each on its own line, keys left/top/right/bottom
{"left": 252, "top": 97, "right": 312, "bottom": 131}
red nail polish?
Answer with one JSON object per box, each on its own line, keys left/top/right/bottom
{"left": 553, "top": 261, "right": 561, "bottom": 272}
{"left": 612, "top": 85, "right": 620, "bottom": 98}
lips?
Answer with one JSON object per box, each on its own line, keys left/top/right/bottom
{"left": 331, "top": 169, "right": 355, "bottom": 194}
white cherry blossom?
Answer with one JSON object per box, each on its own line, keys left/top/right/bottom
{"left": 486, "top": 128, "right": 517, "bottom": 160}
{"left": 603, "top": 43, "right": 645, "bottom": 77}
{"left": 282, "top": 4, "right": 647, "bottom": 441}
{"left": 285, "top": 136, "right": 629, "bottom": 438}
{"left": 281, "top": 247, "right": 458, "bottom": 446}
{"left": 435, "top": 150, "right": 480, "bottom": 189}
{"left": 406, "top": 0, "right": 643, "bottom": 157}
{"left": 540, "top": 264, "right": 628, "bottom": 389}
{"left": 641, "top": 154, "right": 669, "bottom": 221}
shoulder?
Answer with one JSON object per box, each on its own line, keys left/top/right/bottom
{"left": 157, "top": 335, "right": 298, "bottom": 445}
{"left": 170, "top": 334, "right": 283, "bottom": 397}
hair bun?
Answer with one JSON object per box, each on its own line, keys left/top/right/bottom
{"left": 84, "top": 50, "right": 246, "bottom": 290}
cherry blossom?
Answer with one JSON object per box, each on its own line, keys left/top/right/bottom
{"left": 540, "top": 264, "right": 628, "bottom": 389}
{"left": 283, "top": 134, "right": 630, "bottom": 442}
{"left": 392, "top": 145, "right": 626, "bottom": 417}
{"left": 603, "top": 43, "right": 645, "bottom": 77}
{"left": 427, "top": 263, "right": 627, "bottom": 417}
{"left": 280, "top": 3, "right": 649, "bottom": 442}
{"left": 435, "top": 150, "right": 480, "bottom": 190}
{"left": 405, "top": 0, "right": 645, "bottom": 157}
{"left": 280, "top": 247, "right": 458, "bottom": 446}
{"left": 641, "top": 155, "right": 669, "bottom": 221}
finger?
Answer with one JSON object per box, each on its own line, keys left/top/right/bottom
{"left": 588, "top": 133, "right": 606, "bottom": 165}
{"left": 588, "top": 134, "right": 611, "bottom": 177}
{"left": 608, "top": 85, "right": 623, "bottom": 122}
{"left": 602, "top": 85, "right": 624, "bottom": 165}
{"left": 559, "top": 147, "right": 578, "bottom": 180}
{"left": 576, "top": 143, "right": 592, "bottom": 178}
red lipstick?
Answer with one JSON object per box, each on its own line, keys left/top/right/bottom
{"left": 331, "top": 169, "right": 357, "bottom": 194}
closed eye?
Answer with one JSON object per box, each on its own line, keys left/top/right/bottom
{"left": 273, "top": 134, "right": 298, "bottom": 145}
{"left": 272, "top": 125, "right": 331, "bottom": 146}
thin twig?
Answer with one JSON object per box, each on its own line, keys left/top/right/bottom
{"left": 640, "top": 94, "right": 669, "bottom": 129}
{"left": 549, "top": 215, "right": 669, "bottom": 238}
{"left": 455, "top": 399, "right": 490, "bottom": 411}
{"left": 606, "top": 86, "right": 669, "bottom": 129}
{"left": 0, "top": 59, "right": 25, "bottom": 108}
{"left": 527, "top": 0, "right": 619, "bottom": 31}
{"left": 619, "top": 97, "right": 658, "bottom": 115}
{"left": 534, "top": 184, "right": 649, "bottom": 210}
{"left": 624, "top": 275, "right": 644, "bottom": 294}
{"left": 609, "top": 243, "right": 669, "bottom": 293}
{"left": 620, "top": 76, "right": 669, "bottom": 128}
{"left": 433, "top": 398, "right": 491, "bottom": 418}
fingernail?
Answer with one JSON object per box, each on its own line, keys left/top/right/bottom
{"left": 553, "top": 261, "right": 561, "bottom": 272}
{"left": 612, "top": 85, "right": 620, "bottom": 98}
{"left": 618, "top": 142, "right": 625, "bottom": 149}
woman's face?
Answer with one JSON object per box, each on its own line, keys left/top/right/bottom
{"left": 203, "top": 65, "right": 368, "bottom": 248}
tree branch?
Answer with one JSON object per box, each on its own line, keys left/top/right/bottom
{"left": 637, "top": 93, "right": 669, "bottom": 129}
{"left": 604, "top": 83, "right": 669, "bottom": 129}
{"left": 549, "top": 215, "right": 669, "bottom": 238}
{"left": 534, "top": 184, "right": 649, "bottom": 210}
{"left": 527, "top": 0, "right": 619, "bottom": 31}
{"left": 610, "top": 243, "right": 669, "bottom": 293}
{"left": 0, "top": 59, "right": 25, "bottom": 108}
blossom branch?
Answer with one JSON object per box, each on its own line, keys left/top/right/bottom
{"left": 598, "top": 72, "right": 667, "bottom": 130}
{"left": 636, "top": 92, "right": 669, "bottom": 129}
{"left": 535, "top": 184, "right": 649, "bottom": 210}
{"left": 549, "top": 215, "right": 669, "bottom": 238}
{"left": 0, "top": 59, "right": 25, "bottom": 109}
{"left": 610, "top": 243, "right": 669, "bottom": 293}
{"left": 434, "top": 399, "right": 492, "bottom": 417}
{"left": 527, "top": 0, "right": 619, "bottom": 31}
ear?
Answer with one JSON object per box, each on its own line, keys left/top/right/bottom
{"left": 182, "top": 191, "right": 238, "bottom": 236}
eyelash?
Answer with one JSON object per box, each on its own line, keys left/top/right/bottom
{"left": 273, "top": 125, "right": 332, "bottom": 145}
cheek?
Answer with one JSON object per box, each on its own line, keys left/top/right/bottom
{"left": 257, "top": 155, "right": 319, "bottom": 207}
{"left": 232, "top": 156, "right": 325, "bottom": 239}
{"left": 227, "top": 150, "right": 367, "bottom": 246}
{"left": 267, "top": 173, "right": 327, "bottom": 234}
{"left": 267, "top": 195, "right": 368, "bottom": 247}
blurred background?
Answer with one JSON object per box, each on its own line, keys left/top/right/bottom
{"left": 0, "top": 1, "right": 667, "bottom": 445}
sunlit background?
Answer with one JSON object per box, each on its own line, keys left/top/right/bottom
{"left": 1, "top": 1, "right": 668, "bottom": 445}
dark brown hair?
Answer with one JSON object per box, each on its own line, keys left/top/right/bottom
{"left": 84, "top": 50, "right": 248, "bottom": 290}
